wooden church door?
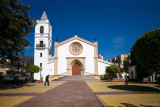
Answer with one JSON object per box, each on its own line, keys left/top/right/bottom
{"left": 72, "top": 63, "right": 81, "bottom": 75}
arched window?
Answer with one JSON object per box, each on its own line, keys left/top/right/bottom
{"left": 72, "top": 44, "right": 80, "bottom": 53}
{"left": 69, "top": 42, "right": 83, "bottom": 56}
{"left": 40, "top": 26, "right": 44, "bottom": 33}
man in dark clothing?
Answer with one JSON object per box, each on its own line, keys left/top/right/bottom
{"left": 44, "top": 74, "right": 49, "bottom": 86}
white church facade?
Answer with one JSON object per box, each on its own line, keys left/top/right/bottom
{"left": 34, "top": 11, "right": 113, "bottom": 81}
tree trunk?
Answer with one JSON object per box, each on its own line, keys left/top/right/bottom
{"left": 17, "top": 60, "right": 20, "bottom": 74}
{"left": 153, "top": 72, "right": 155, "bottom": 83}
{"left": 31, "top": 73, "right": 33, "bottom": 82}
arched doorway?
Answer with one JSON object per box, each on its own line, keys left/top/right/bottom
{"left": 72, "top": 63, "right": 81, "bottom": 75}
{"left": 67, "top": 58, "right": 85, "bottom": 75}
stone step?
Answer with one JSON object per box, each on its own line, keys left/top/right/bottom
{"left": 53, "top": 75, "right": 98, "bottom": 81}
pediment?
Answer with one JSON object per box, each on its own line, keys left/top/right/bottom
{"left": 58, "top": 35, "right": 94, "bottom": 46}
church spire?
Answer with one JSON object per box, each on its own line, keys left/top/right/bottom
{"left": 41, "top": 11, "right": 48, "bottom": 20}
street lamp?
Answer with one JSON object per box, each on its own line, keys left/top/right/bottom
{"left": 124, "top": 58, "right": 128, "bottom": 85}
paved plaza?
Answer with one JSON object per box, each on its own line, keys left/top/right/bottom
{"left": 0, "top": 79, "right": 160, "bottom": 107}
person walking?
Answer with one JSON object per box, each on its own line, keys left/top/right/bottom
{"left": 44, "top": 74, "right": 49, "bottom": 86}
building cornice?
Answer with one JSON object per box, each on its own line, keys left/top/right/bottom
{"left": 66, "top": 57, "right": 86, "bottom": 59}
{"left": 34, "top": 36, "right": 48, "bottom": 38}
{"left": 58, "top": 35, "right": 94, "bottom": 46}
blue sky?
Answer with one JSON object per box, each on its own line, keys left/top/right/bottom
{"left": 23, "top": 0, "right": 160, "bottom": 60}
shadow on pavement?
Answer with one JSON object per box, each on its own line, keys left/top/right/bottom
{"left": 0, "top": 84, "right": 35, "bottom": 90}
{"left": 108, "top": 85, "right": 160, "bottom": 92}
{"left": 120, "top": 103, "right": 155, "bottom": 107}
{"left": 120, "top": 103, "right": 137, "bottom": 107}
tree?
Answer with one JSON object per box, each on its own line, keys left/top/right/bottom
{"left": 0, "top": 0, "right": 36, "bottom": 62}
{"left": 26, "top": 64, "right": 39, "bottom": 80}
{"left": 106, "top": 65, "right": 120, "bottom": 78}
{"left": 19, "top": 54, "right": 34, "bottom": 67}
{"left": 15, "top": 54, "right": 34, "bottom": 73}
{"left": 136, "top": 64, "right": 152, "bottom": 80}
{"left": 132, "top": 29, "right": 160, "bottom": 72}
{"left": 0, "top": 54, "right": 34, "bottom": 75}
{"left": 131, "top": 48, "right": 151, "bottom": 80}
{"left": 132, "top": 29, "right": 160, "bottom": 82}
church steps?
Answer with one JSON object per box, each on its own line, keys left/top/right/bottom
{"left": 52, "top": 75, "right": 99, "bottom": 81}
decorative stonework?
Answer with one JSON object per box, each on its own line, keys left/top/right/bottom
{"left": 66, "top": 57, "right": 86, "bottom": 75}
{"left": 58, "top": 35, "right": 94, "bottom": 46}
{"left": 69, "top": 42, "right": 83, "bottom": 56}
{"left": 94, "top": 41, "right": 98, "bottom": 75}
{"left": 54, "top": 42, "right": 58, "bottom": 75}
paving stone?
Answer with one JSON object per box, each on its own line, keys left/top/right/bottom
{"left": 16, "top": 81, "right": 104, "bottom": 107}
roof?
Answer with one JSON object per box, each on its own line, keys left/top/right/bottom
{"left": 41, "top": 11, "right": 48, "bottom": 20}
{"left": 57, "top": 35, "right": 95, "bottom": 46}
{"left": 98, "top": 55, "right": 101, "bottom": 59}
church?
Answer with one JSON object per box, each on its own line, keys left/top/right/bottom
{"left": 34, "top": 11, "right": 113, "bottom": 81}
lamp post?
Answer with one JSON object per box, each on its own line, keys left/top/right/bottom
{"left": 124, "top": 58, "right": 128, "bottom": 85}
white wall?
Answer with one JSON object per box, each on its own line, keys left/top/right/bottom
{"left": 98, "top": 60, "right": 113, "bottom": 75}
{"left": 34, "top": 60, "right": 54, "bottom": 81}
{"left": 58, "top": 39, "right": 95, "bottom": 75}
{"left": 41, "top": 61, "right": 54, "bottom": 81}
{"left": 34, "top": 48, "right": 49, "bottom": 79}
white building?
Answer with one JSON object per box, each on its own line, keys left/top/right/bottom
{"left": 34, "top": 11, "right": 113, "bottom": 81}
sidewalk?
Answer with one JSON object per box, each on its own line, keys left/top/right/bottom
{"left": 16, "top": 81, "right": 104, "bottom": 107}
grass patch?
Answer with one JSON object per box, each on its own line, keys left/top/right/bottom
{"left": 0, "top": 96, "right": 32, "bottom": 107}
{"left": 100, "top": 94, "right": 160, "bottom": 107}
{"left": 87, "top": 82, "right": 125, "bottom": 92}
{"left": 0, "top": 82, "right": 64, "bottom": 93}
{"left": 87, "top": 81, "right": 160, "bottom": 92}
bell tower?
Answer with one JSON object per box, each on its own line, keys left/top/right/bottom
{"left": 34, "top": 11, "right": 52, "bottom": 80}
